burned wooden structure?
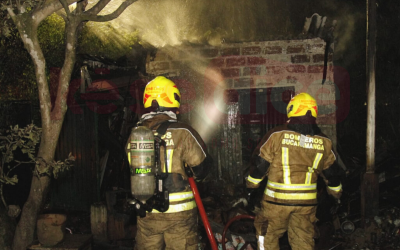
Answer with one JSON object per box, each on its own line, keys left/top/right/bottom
{"left": 19, "top": 12, "right": 400, "bottom": 249}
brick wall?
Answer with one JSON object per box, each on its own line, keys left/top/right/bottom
{"left": 146, "top": 38, "right": 338, "bottom": 183}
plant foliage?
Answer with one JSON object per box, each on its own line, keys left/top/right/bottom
{"left": 0, "top": 124, "right": 41, "bottom": 186}
{"left": 79, "top": 21, "right": 140, "bottom": 60}
{"left": 0, "top": 124, "right": 75, "bottom": 209}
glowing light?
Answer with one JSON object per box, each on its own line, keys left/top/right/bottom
{"left": 69, "top": 2, "right": 76, "bottom": 12}
{"left": 193, "top": 68, "right": 227, "bottom": 143}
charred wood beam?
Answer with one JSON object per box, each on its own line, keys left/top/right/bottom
{"left": 362, "top": 0, "right": 379, "bottom": 226}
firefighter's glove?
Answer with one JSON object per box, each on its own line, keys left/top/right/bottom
{"left": 330, "top": 199, "right": 341, "bottom": 215}
{"left": 246, "top": 188, "right": 257, "bottom": 211}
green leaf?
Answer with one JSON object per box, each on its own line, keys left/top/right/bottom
{"left": 0, "top": 175, "right": 18, "bottom": 185}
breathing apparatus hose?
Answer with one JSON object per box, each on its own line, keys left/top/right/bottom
{"left": 186, "top": 168, "right": 218, "bottom": 250}
{"left": 222, "top": 214, "right": 255, "bottom": 250}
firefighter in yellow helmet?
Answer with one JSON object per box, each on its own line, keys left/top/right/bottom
{"left": 246, "top": 92, "right": 343, "bottom": 250}
{"left": 134, "top": 76, "right": 212, "bottom": 250}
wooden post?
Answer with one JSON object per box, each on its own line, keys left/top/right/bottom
{"left": 90, "top": 203, "right": 108, "bottom": 242}
{"left": 361, "top": 0, "right": 379, "bottom": 226}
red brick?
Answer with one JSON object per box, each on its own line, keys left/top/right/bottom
{"left": 209, "top": 58, "right": 225, "bottom": 67}
{"left": 234, "top": 78, "right": 253, "bottom": 88}
{"left": 153, "top": 62, "right": 170, "bottom": 71}
{"left": 286, "top": 65, "right": 306, "bottom": 73}
{"left": 266, "top": 66, "right": 285, "bottom": 74}
{"left": 226, "top": 57, "right": 246, "bottom": 67}
{"left": 243, "top": 67, "right": 261, "bottom": 76}
{"left": 287, "top": 45, "right": 305, "bottom": 54}
{"left": 308, "top": 65, "right": 325, "bottom": 73}
{"left": 291, "top": 55, "right": 310, "bottom": 63}
{"left": 286, "top": 76, "right": 298, "bottom": 84}
{"left": 255, "top": 82, "right": 274, "bottom": 88}
{"left": 313, "top": 54, "right": 325, "bottom": 63}
{"left": 242, "top": 46, "right": 262, "bottom": 55}
{"left": 221, "top": 68, "right": 240, "bottom": 78}
{"left": 308, "top": 43, "right": 324, "bottom": 51}
{"left": 225, "top": 79, "right": 234, "bottom": 88}
{"left": 247, "top": 57, "right": 266, "bottom": 65}
{"left": 221, "top": 48, "right": 240, "bottom": 56}
{"left": 200, "top": 49, "right": 219, "bottom": 58}
{"left": 264, "top": 46, "right": 283, "bottom": 54}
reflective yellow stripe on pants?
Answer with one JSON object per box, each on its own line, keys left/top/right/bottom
{"left": 265, "top": 188, "right": 317, "bottom": 200}
{"left": 151, "top": 191, "right": 197, "bottom": 213}
{"left": 267, "top": 181, "right": 316, "bottom": 191}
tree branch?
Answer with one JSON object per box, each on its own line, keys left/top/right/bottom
{"left": 57, "top": 12, "right": 68, "bottom": 22}
{"left": 82, "top": 0, "right": 137, "bottom": 22}
{"left": 15, "top": 0, "right": 21, "bottom": 13}
{"left": 0, "top": 183, "right": 8, "bottom": 211}
{"left": 50, "top": 18, "right": 80, "bottom": 121}
{"left": 58, "top": 0, "right": 71, "bottom": 17}
{"left": 74, "top": 0, "right": 88, "bottom": 14}
{"left": 34, "top": 0, "right": 46, "bottom": 12}
{"left": 31, "top": 0, "right": 77, "bottom": 24}
{"left": 7, "top": 160, "right": 35, "bottom": 175}
{"left": 0, "top": 136, "right": 10, "bottom": 142}
{"left": 6, "top": 162, "right": 22, "bottom": 176}
{"left": 84, "top": 0, "right": 111, "bottom": 15}
{"left": 12, "top": 16, "right": 53, "bottom": 127}
{"left": 1, "top": 155, "right": 5, "bottom": 174}
{"left": 6, "top": 6, "right": 16, "bottom": 18}
{"left": 20, "top": 1, "right": 30, "bottom": 13}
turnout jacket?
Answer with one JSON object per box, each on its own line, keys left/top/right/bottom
{"left": 246, "top": 124, "right": 342, "bottom": 206}
{"left": 141, "top": 114, "right": 210, "bottom": 213}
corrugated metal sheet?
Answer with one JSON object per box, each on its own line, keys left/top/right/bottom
{"left": 50, "top": 105, "right": 99, "bottom": 211}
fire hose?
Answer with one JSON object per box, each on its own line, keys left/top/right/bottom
{"left": 186, "top": 168, "right": 219, "bottom": 250}
{"left": 222, "top": 214, "right": 255, "bottom": 250}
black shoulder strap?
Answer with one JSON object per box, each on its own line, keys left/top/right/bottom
{"left": 156, "top": 121, "right": 173, "bottom": 136}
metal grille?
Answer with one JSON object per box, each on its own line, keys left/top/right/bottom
{"left": 208, "top": 87, "right": 294, "bottom": 185}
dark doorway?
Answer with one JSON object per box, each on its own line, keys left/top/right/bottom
{"left": 234, "top": 87, "right": 294, "bottom": 167}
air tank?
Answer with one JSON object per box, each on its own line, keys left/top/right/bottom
{"left": 126, "top": 126, "right": 155, "bottom": 203}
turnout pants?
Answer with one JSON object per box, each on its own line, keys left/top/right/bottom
{"left": 254, "top": 201, "right": 317, "bottom": 250}
{"left": 134, "top": 209, "right": 199, "bottom": 250}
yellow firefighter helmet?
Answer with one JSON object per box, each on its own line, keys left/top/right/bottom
{"left": 286, "top": 92, "right": 318, "bottom": 118}
{"left": 143, "top": 76, "right": 181, "bottom": 109}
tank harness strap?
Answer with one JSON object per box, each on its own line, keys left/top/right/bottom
{"left": 154, "top": 120, "right": 175, "bottom": 173}
{"left": 152, "top": 120, "right": 177, "bottom": 136}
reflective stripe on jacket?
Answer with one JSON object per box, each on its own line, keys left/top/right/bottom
{"left": 247, "top": 124, "right": 340, "bottom": 205}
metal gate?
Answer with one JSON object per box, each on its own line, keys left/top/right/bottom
{"left": 209, "top": 87, "right": 294, "bottom": 185}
